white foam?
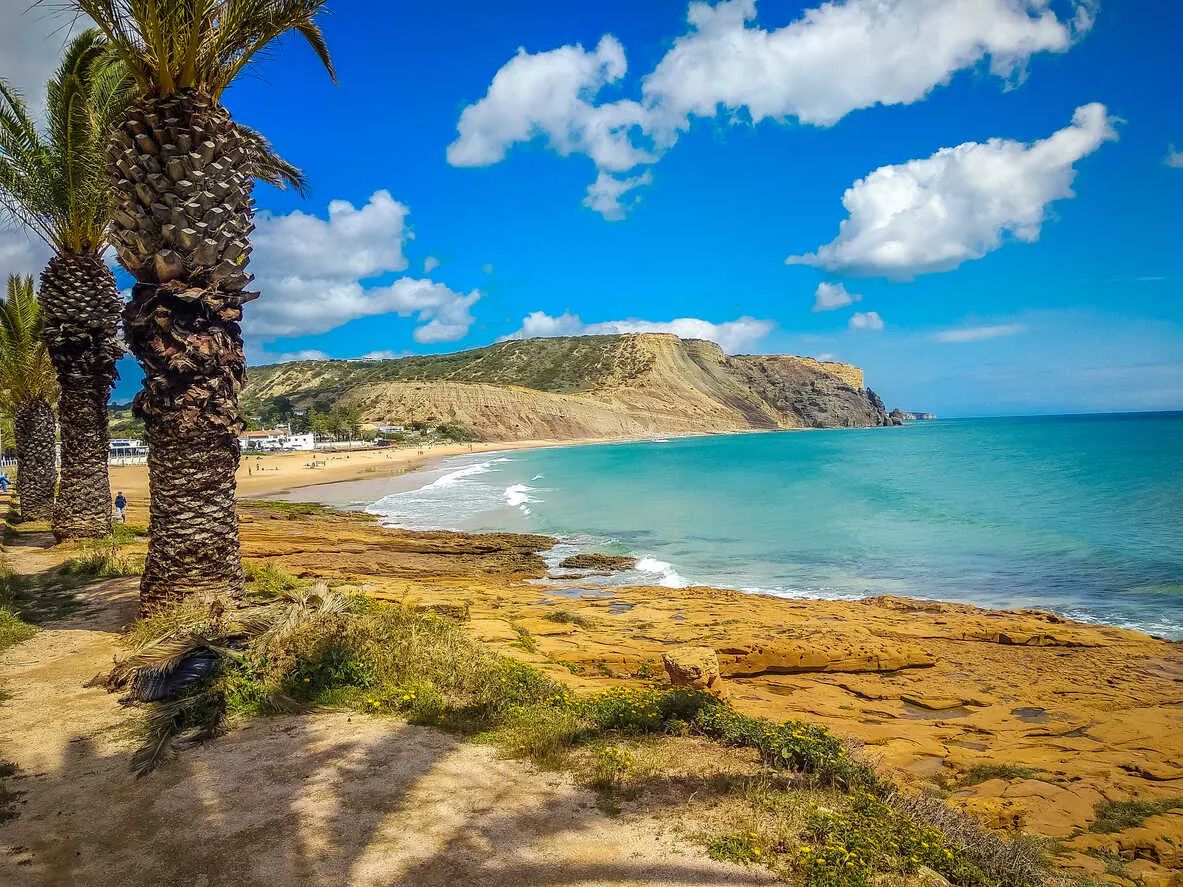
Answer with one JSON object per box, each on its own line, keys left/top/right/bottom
{"left": 635, "top": 556, "right": 690, "bottom": 588}
{"left": 423, "top": 457, "right": 509, "bottom": 490}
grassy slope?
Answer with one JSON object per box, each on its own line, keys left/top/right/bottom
{"left": 243, "top": 336, "right": 647, "bottom": 412}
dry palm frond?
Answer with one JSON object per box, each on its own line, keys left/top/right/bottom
{"left": 112, "top": 584, "right": 354, "bottom": 774}
{"left": 108, "top": 631, "right": 243, "bottom": 702}
{"left": 130, "top": 688, "right": 227, "bottom": 778}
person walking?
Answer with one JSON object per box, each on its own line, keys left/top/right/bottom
{"left": 0, "top": 472, "right": 9, "bottom": 493}
{"left": 113, "top": 490, "right": 127, "bottom": 523}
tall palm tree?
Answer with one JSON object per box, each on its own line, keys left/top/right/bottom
{"left": 0, "top": 276, "right": 58, "bottom": 522}
{"left": 0, "top": 31, "right": 130, "bottom": 540}
{"left": 66, "top": 0, "right": 334, "bottom": 611}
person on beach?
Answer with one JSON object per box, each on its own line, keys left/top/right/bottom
{"left": 114, "top": 491, "right": 127, "bottom": 523}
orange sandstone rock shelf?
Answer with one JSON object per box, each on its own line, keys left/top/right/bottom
{"left": 238, "top": 503, "right": 1183, "bottom": 883}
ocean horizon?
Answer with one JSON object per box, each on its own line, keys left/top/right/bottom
{"left": 365, "top": 412, "right": 1183, "bottom": 640}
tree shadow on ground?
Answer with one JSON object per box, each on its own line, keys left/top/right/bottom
{"left": 0, "top": 562, "right": 771, "bottom": 887}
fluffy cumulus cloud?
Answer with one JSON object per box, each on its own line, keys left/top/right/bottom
{"left": 449, "top": 0, "right": 1093, "bottom": 217}
{"left": 642, "top": 0, "right": 1088, "bottom": 130}
{"left": 246, "top": 191, "right": 480, "bottom": 344}
{"left": 1167, "top": 146, "right": 1183, "bottom": 169}
{"left": 812, "top": 282, "right": 861, "bottom": 311}
{"left": 849, "top": 311, "right": 885, "bottom": 331}
{"left": 503, "top": 310, "right": 774, "bottom": 353}
{"left": 582, "top": 170, "right": 654, "bottom": 220}
{"left": 933, "top": 323, "right": 1027, "bottom": 342}
{"left": 788, "top": 104, "right": 1117, "bottom": 278}
{"left": 447, "top": 35, "right": 652, "bottom": 218}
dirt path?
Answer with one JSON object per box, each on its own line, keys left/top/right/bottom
{"left": 0, "top": 532, "right": 772, "bottom": 887}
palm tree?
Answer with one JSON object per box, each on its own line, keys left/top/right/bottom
{"left": 0, "top": 31, "right": 130, "bottom": 540}
{"left": 0, "top": 276, "right": 58, "bottom": 522}
{"left": 65, "top": 0, "right": 334, "bottom": 611}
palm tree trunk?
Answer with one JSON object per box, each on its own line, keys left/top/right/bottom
{"left": 39, "top": 254, "right": 122, "bottom": 540}
{"left": 106, "top": 90, "right": 254, "bottom": 612}
{"left": 13, "top": 398, "right": 57, "bottom": 522}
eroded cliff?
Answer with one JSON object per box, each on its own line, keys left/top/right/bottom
{"left": 243, "top": 333, "right": 895, "bottom": 440}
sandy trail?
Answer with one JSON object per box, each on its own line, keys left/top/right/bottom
{"left": 0, "top": 530, "right": 771, "bottom": 887}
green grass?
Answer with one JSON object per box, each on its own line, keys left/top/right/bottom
{"left": 60, "top": 539, "right": 145, "bottom": 579}
{"left": 0, "top": 555, "right": 36, "bottom": 653}
{"left": 1090, "top": 797, "right": 1183, "bottom": 833}
{"left": 961, "top": 764, "right": 1039, "bottom": 786}
{"left": 511, "top": 623, "right": 538, "bottom": 653}
{"left": 543, "top": 609, "right": 592, "bottom": 628}
{"left": 243, "top": 561, "right": 307, "bottom": 597}
{"left": 248, "top": 500, "right": 327, "bottom": 515}
{"left": 0, "top": 606, "right": 36, "bottom": 654}
{"left": 115, "top": 596, "right": 1049, "bottom": 887}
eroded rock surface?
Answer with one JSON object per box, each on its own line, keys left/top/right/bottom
{"left": 238, "top": 504, "right": 1183, "bottom": 886}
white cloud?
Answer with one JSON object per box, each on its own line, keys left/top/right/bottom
{"left": 583, "top": 170, "right": 653, "bottom": 220}
{"left": 447, "top": 36, "right": 651, "bottom": 173}
{"left": 272, "top": 350, "right": 331, "bottom": 363}
{"left": 252, "top": 190, "right": 410, "bottom": 280}
{"left": 248, "top": 277, "right": 480, "bottom": 343}
{"left": 933, "top": 323, "right": 1026, "bottom": 342}
{"left": 1167, "top": 146, "right": 1183, "bottom": 169}
{"left": 246, "top": 191, "right": 480, "bottom": 344}
{"left": 449, "top": 0, "right": 1093, "bottom": 217}
{"left": 361, "top": 349, "right": 409, "bottom": 360}
{"left": 423, "top": 256, "right": 440, "bottom": 273}
{"left": 643, "top": 0, "right": 1088, "bottom": 130}
{"left": 812, "top": 282, "right": 861, "bottom": 312}
{"left": 849, "top": 311, "right": 884, "bottom": 331}
{"left": 789, "top": 103, "right": 1117, "bottom": 278}
{"left": 503, "top": 310, "right": 774, "bottom": 353}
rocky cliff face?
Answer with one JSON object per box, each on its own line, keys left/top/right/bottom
{"left": 243, "top": 333, "right": 895, "bottom": 440}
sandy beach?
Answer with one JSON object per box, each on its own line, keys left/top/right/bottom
{"left": 106, "top": 438, "right": 618, "bottom": 515}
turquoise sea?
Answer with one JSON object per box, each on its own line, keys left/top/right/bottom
{"left": 367, "top": 413, "right": 1183, "bottom": 639}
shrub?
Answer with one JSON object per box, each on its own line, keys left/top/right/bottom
{"left": 61, "top": 539, "right": 144, "bottom": 578}
{"left": 543, "top": 609, "right": 591, "bottom": 628}
{"left": 708, "top": 831, "right": 769, "bottom": 865}
{"left": 961, "top": 764, "right": 1038, "bottom": 786}
{"left": 243, "top": 561, "right": 306, "bottom": 597}
{"left": 0, "top": 606, "right": 35, "bottom": 653}
{"left": 1090, "top": 797, "right": 1183, "bottom": 833}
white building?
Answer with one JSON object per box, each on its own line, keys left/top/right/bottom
{"left": 238, "top": 430, "right": 316, "bottom": 451}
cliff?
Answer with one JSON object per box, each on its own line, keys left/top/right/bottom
{"left": 243, "top": 333, "right": 895, "bottom": 440}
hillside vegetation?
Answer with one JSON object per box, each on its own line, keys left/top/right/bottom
{"left": 242, "top": 333, "right": 895, "bottom": 441}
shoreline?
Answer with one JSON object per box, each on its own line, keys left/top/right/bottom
{"left": 274, "top": 442, "right": 1181, "bottom": 644}
{"left": 232, "top": 498, "right": 1183, "bottom": 854}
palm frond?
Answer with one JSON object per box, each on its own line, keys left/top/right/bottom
{"left": 0, "top": 30, "right": 133, "bottom": 254}
{"left": 130, "top": 688, "right": 227, "bottom": 777}
{"left": 0, "top": 275, "right": 57, "bottom": 412}
{"left": 235, "top": 121, "right": 307, "bottom": 194}
{"left": 67, "top": 0, "right": 335, "bottom": 98}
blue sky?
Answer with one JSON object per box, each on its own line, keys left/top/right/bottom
{"left": 2, "top": 0, "right": 1182, "bottom": 416}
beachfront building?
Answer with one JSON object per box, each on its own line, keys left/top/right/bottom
{"left": 109, "top": 438, "right": 148, "bottom": 457}
{"left": 238, "top": 430, "right": 316, "bottom": 452}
